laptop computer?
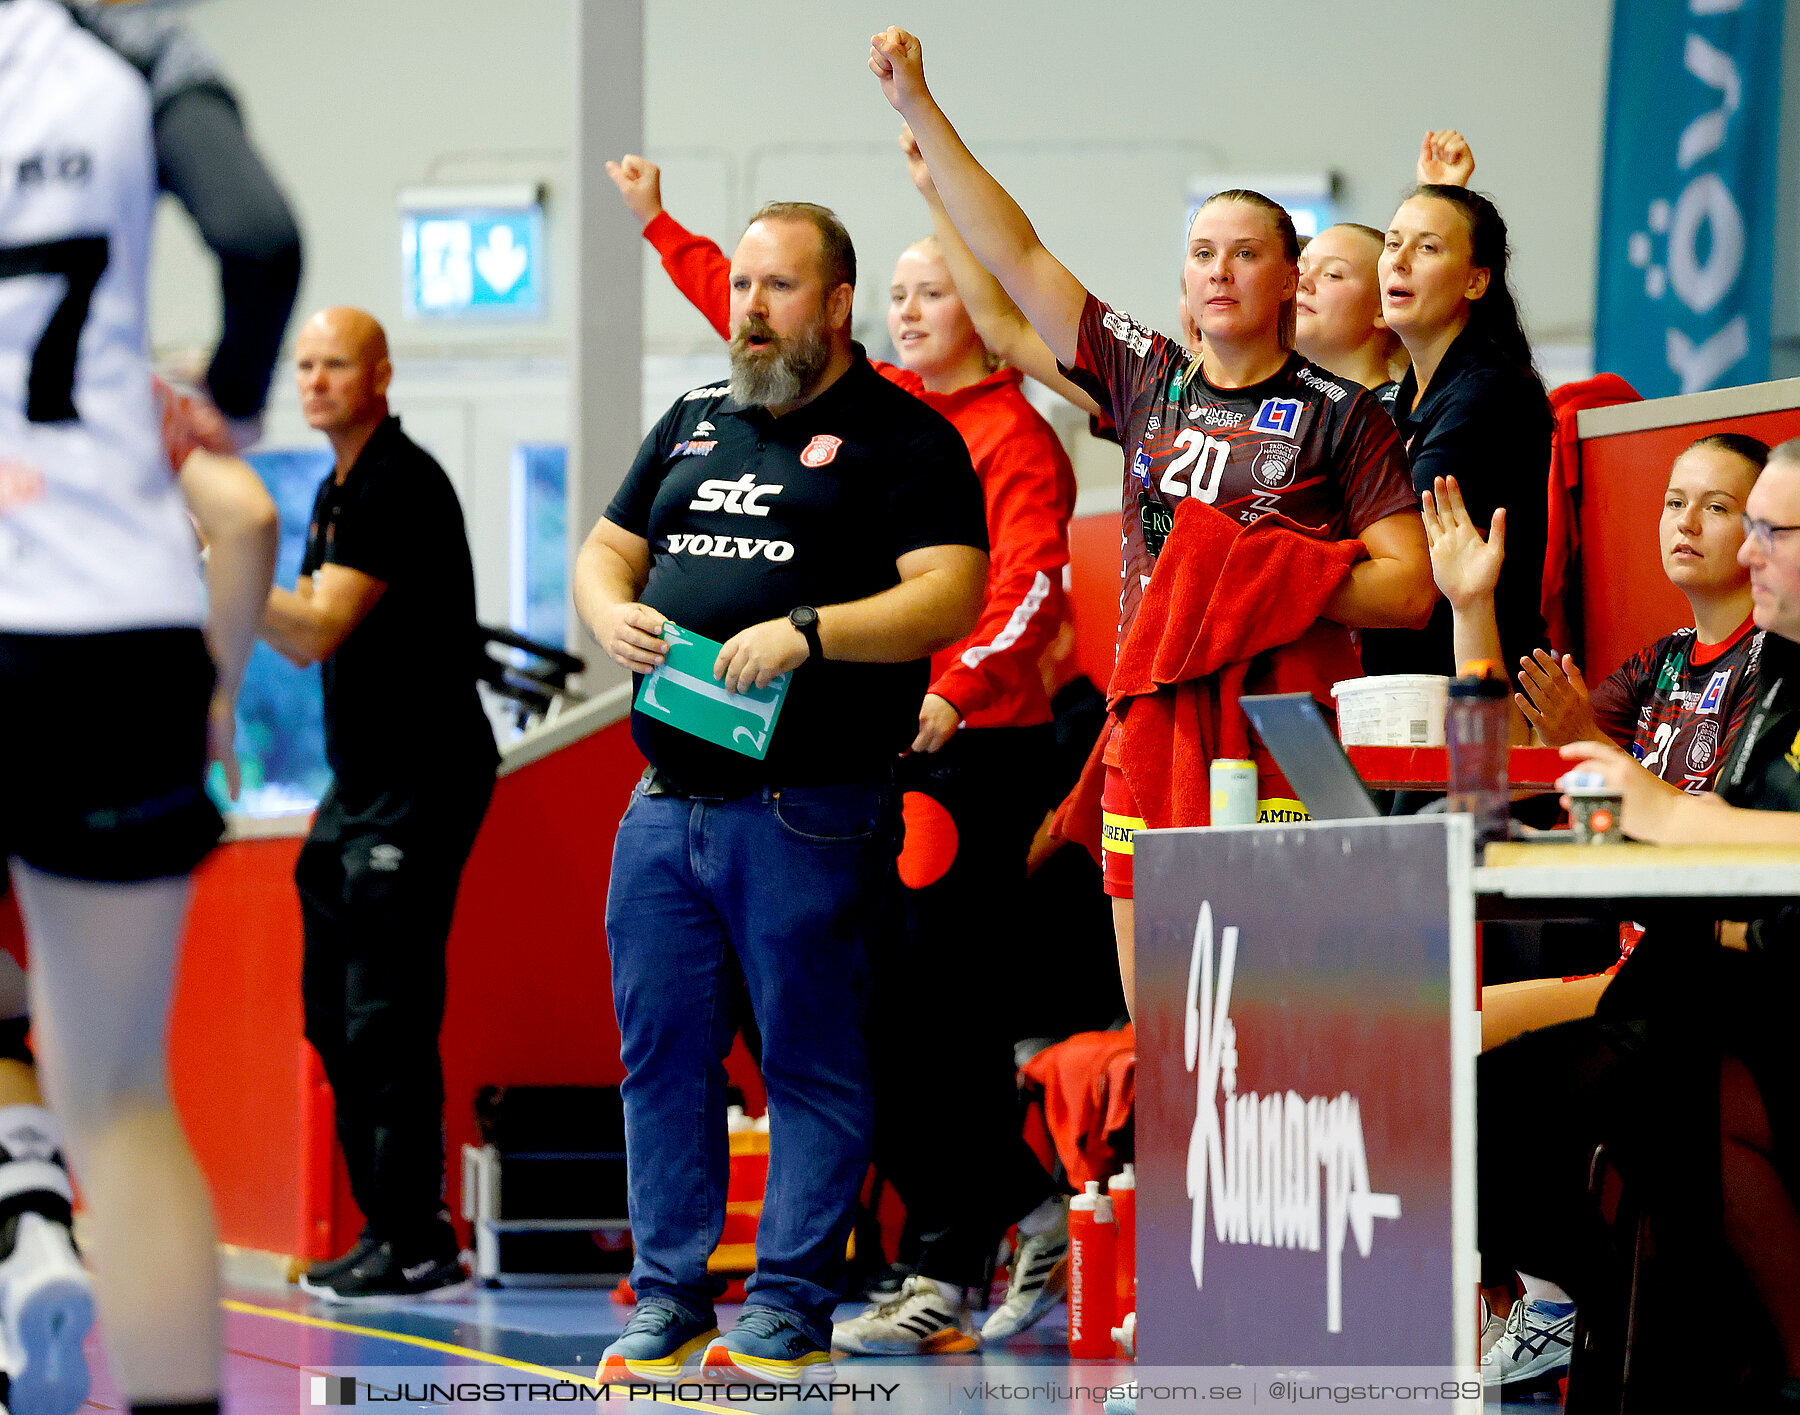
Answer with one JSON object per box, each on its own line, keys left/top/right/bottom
{"left": 1239, "top": 692, "right": 1382, "bottom": 820}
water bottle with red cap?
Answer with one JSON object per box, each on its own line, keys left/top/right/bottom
{"left": 1447, "top": 659, "right": 1511, "bottom": 849}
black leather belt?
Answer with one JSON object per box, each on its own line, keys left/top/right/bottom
{"left": 640, "top": 764, "right": 739, "bottom": 800}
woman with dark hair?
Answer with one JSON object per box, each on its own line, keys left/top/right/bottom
{"left": 1297, "top": 131, "right": 1475, "bottom": 402}
{"left": 1358, "top": 183, "right": 1555, "bottom": 680}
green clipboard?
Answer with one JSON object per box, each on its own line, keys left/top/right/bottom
{"left": 632, "top": 621, "right": 791, "bottom": 760}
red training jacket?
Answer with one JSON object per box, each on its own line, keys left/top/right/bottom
{"left": 642, "top": 210, "right": 1075, "bottom": 729}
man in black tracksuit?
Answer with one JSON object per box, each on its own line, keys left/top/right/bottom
{"left": 261, "top": 307, "right": 496, "bottom": 1303}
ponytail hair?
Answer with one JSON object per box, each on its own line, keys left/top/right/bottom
{"left": 1407, "top": 184, "right": 1539, "bottom": 385}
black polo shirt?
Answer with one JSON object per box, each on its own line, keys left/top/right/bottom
{"left": 1360, "top": 326, "right": 1553, "bottom": 680}
{"left": 607, "top": 347, "right": 988, "bottom": 793}
{"left": 300, "top": 416, "right": 497, "bottom": 785}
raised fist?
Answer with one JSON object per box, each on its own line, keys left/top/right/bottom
{"left": 605, "top": 154, "right": 665, "bottom": 226}
{"left": 869, "top": 26, "right": 928, "bottom": 113}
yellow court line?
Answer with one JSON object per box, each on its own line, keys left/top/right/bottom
{"left": 221, "top": 1299, "right": 741, "bottom": 1414}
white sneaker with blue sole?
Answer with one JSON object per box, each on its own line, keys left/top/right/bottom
{"left": 0, "top": 1212, "right": 94, "bottom": 1415}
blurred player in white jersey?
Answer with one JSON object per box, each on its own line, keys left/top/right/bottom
{"left": 0, "top": 2, "right": 296, "bottom": 1413}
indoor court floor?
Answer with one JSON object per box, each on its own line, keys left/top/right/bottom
{"left": 69, "top": 1281, "right": 1559, "bottom": 1414}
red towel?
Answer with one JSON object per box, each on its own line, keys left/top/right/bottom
{"left": 1543, "top": 374, "right": 1641, "bottom": 654}
{"left": 1019, "top": 1026, "right": 1137, "bottom": 1192}
{"left": 1050, "top": 499, "right": 1363, "bottom": 858}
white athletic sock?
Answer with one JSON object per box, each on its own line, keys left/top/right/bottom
{"left": 1016, "top": 1195, "right": 1064, "bottom": 1237}
{"left": 1518, "top": 1272, "right": 1574, "bottom": 1307}
{"left": 0, "top": 1103, "right": 73, "bottom": 1209}
{"left": 917, "top": 1276, "right": 966, "bottom": 1311}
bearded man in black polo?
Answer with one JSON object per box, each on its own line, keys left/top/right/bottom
{"left": 576, "top": 203, "right": 988, "bottom": 1384}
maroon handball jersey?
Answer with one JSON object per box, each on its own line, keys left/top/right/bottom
{"left": 1590, "top": 618, "right": 1765, "bottom": 794}
{"left": 1062, "top": 294, "right": 1418, "bottom": 646}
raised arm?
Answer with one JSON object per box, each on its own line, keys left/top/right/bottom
{"left": 607, "top": 155, "right": 733, "bottom": 340}
{"left": 871, "top": 28, "right": 1088, "bottom": 367}
{"left": 898, "top": 128, "right": 1101, "bottom": 416}
{"left": 1423, "top": 474, "right": 1506, "bottom": 668}
{"left": 1421, "top": 474, "right": 1531, "bottom": 737}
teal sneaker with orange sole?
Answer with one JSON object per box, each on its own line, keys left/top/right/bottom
{"left": 597, "top": 1300, "right": 719, "bottom": 1382}
{"left": 701, "top": 1306, "right": 834, "bottom": 1384}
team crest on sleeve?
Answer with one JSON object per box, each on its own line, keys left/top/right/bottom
{"left": 1250, "top": 397, "right": 1303, "bottom": 438}
{"left": 1251, "top": 440, "right": 1300, "bottom": 490}
{"left": 1101, "top": 310, "right": 1153, "bottom": 358}
{"left": 799, "top": 434, "right": 842, "bottom": 468}
{"left": 1698, "top": 669, "right": 1731, "bottom": 714}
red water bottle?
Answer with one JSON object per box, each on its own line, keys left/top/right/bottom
{"left": 1067, "top": 1180, "right": 1116, "bottom": 1358}
{"left": 1108, "top": 1163, "right": 1136, "bottom": 1331}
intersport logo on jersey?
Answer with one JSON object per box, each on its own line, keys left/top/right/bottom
{"left": 1184, "top": 901, "right": 1400, "bottom": 1334}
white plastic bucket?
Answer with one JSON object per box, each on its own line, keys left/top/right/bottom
{"left": 1330, "top": 674, "right": 1450, "bottom": 747}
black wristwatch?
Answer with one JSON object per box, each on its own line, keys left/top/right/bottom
{"left": 787, "top": 605, "right": 823, "bottom": 662}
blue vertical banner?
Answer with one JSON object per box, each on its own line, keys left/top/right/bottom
{"left": 1595, "top": 0, "right": 1784, "bottom": 397}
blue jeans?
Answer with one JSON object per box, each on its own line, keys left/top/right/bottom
{"left": 606, "top": 776, "right": 898, "bottom": 1346}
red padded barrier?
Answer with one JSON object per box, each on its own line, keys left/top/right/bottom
{"left": 168, "top": 837, "right": 308, "bottom": 1255}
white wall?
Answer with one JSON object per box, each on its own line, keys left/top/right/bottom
{"left": 638, "top": 0, "right": 1613, "bottom": 357}
{"left": 152, "top": 0, "right": 576, "bottom": 361}
{"left": 152, "top": 0, "right": 1613, "bottom": 366}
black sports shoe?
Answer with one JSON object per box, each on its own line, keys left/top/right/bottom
{"left": 305, "top": 1240, "right": 469, "bottom": 1305}
{"left": 297, "top": 1230, "right": 380, "bottom": 1295}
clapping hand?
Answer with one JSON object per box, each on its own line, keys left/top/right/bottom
{"left": 1517, "top": 649, "right": 1603, "bottom": 749}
